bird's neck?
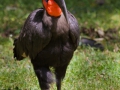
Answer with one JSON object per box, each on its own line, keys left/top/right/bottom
{"left": 42, "top": 10, "right": 69, "bottom": 38}
{"left": 42, "top": 0, "right": 62, "bottom": 17}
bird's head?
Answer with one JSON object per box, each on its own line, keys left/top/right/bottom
{"left": 42, "top": 0, "right": 68, "bottom": 22}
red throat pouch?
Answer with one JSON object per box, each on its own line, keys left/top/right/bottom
{"left": 43, "top": 0, "right": 62, "bottom": 17}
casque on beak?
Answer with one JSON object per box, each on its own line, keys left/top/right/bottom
{"left": 55, "top": 0, "right": 69, "bottom": 23}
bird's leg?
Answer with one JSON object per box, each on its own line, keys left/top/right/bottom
{"left": 33, "top": 66, "right": 53, "bottom": 90}
{"left": 55, "top": 64, "right": 68, "bottom": 90}
{"left": 56, "top": 77, "right": 61, "bottom": 90}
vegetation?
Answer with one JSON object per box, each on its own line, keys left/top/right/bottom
{"left": 0, "top": 0, "right": 120, "bottom": 89}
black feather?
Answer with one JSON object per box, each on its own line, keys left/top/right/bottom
{"left": 13, "top": 7, "right": 80, "bottom": 90}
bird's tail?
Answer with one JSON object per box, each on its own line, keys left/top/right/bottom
{"left": 34, "top": 67, "right": 54, "bottom": 89}
{"left": 13, "top": 39, "right": 26, "bottom": 60}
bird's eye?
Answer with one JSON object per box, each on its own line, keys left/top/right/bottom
{"left": 45, "top": 0, "right": 48, "bottom": 2}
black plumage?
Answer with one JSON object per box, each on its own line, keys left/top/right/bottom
{"left": 13, "top": 0, "right": 80, "bottom": 90}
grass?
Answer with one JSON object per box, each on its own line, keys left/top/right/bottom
{"left": 65, "top": 48, "right": 120, "bottom": 90}
{"left": 0, "top": 37, "right": 120, "bottom": 90}
{"left": 0, "top": 0, "right": 120, "bottom": 90}
{"left": 0, "top": 37, "right": 39, "bottom": 89}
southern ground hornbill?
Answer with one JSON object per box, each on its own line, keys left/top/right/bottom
{"left": 13, "top": 0, "right": 80, "bottom": 90}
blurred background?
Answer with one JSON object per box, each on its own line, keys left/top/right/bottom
{"left": 0, "top": 0, "right": 120, "bottom": 89}
{"left": 0, "top": 0, "right": 120, "bottom": 49}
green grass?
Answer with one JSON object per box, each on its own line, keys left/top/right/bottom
{"left": 0, "top": 37, "right": 120, "bottom": 90}
{"left": 64, "top": 48, "right": 120, "bottom": 90}
{"left": 0, "top": 37, "right": 39, "bottom": 89}
{"left": 0, "top": 0, "right": 120, "bottom": 90}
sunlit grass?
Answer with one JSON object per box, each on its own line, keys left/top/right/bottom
{"left": 63, "top": 48, "right": 120, "bottom": 90}
{"left": 0, "top": 37, "right": 120, "bottom": 90}
{"left": 0, "top": 37, "right": 39, "bottom": 89}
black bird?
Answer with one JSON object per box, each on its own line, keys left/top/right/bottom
{"left": 13, "top": 0, "right": 80, "bottom": 90}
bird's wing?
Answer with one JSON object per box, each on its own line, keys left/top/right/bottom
{"left": 68, "top": 12, "right": 80, "bottom": 49}
{"left": 13, "top": 8, "right": 52, "bottom": 60}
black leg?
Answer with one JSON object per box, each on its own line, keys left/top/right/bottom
{"left": 33, "top": 66, "right": 54, "bottom": 90}
{"left": 55, "top": 64, "right": 68, "bottom": 90}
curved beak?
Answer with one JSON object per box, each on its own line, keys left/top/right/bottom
{"left": 55, "top": 0, "right": 68, "bottom": 23}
